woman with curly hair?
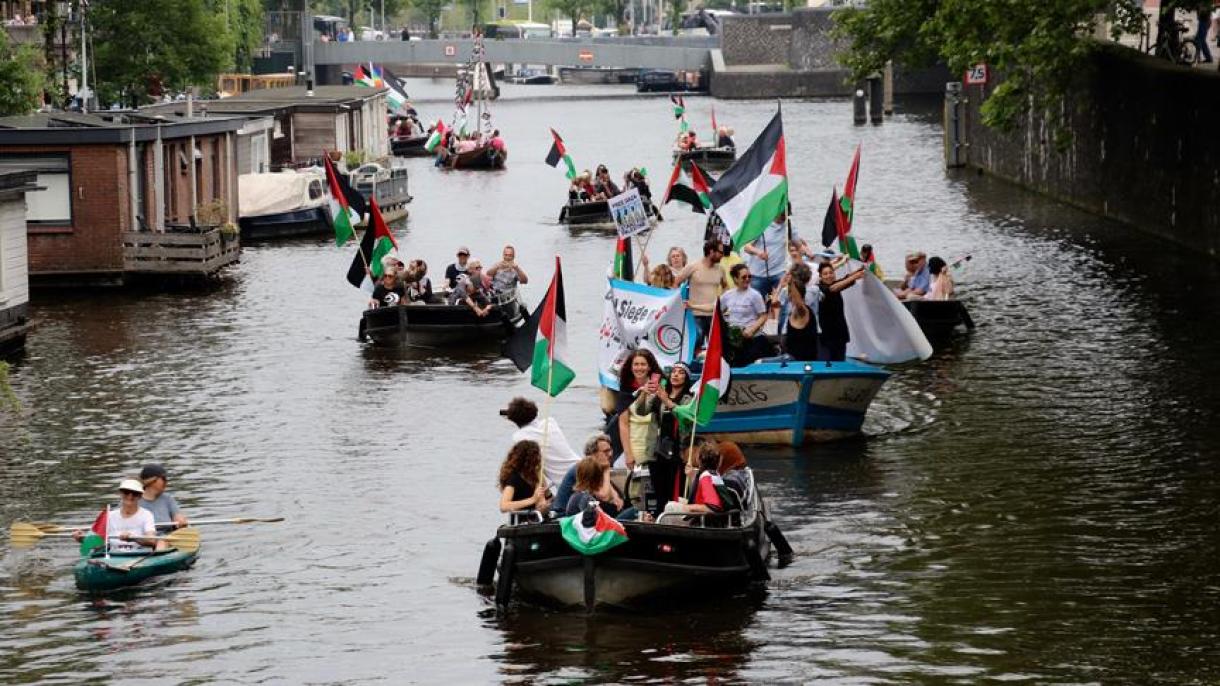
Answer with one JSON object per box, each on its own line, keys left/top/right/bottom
{"left": 498, "top": 440, "right": 551, "bottom": 513}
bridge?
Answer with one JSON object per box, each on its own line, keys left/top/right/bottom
{"left": 312, "top": 37, "right": 716, "bottom": 74}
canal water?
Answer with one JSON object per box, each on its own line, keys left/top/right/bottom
{"left": 2, "top": 83, "right": 1219, "bottom": 684}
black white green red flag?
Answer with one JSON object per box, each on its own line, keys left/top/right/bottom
{"left": 323, "top": 155, "right": 357, "bottom": 246}
{"left": 345, "top": 198, "right": 398, "bottom": 290}
{"left": 544, "top": 128, "right": 577, "bottom": 180}
{"left": 708, "top": 110, "right": 787, "bottom": 251}
{"left": 837, "top": 145, "right": 862, "bottom": 259}
{"left": 662, "top": 160, "right": 712, "bottom": 214}
{"left": 612, "top": 236, "right": 633, "bottom": 281}
{"left": 674, "top": 299, "right": 731, "bottom": 427}
{"left": 506, "top": 256, "right": 575, "bottom": 397}
{"left": 560, "top": 504, "right": 628, "bottom": 555}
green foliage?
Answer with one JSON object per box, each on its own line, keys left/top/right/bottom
{"left": 0, "top": 27, "right": 46, "bottom": 116}
{"left": 0, "top": 361, "right": 20, "bottom": 414}
{"left": 91, "top": 0, "right": 233, "bottom": 106}
{"left": 457, "top": 0, "right": 487, "bottom": 27}
{"left": 668, "top": 0, "right": 687, "bottom": 36}
{"left": 547, "top": 0, "right": 595, "bottom": 31}
{"left": 413, "top": 0, "right": 447, "bottom": 37}
{"left": 833, "top": 0, "right": 1161, "bottom": 131}
{"left": 597, "top": 0, "right": 629, "bottom": 33}
{"left": 221, "top": 0, "right": 267, "bottom": 72}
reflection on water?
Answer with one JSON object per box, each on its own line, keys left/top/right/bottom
{"left": 2, "top": 92, "right": 1219, "bottom": 683}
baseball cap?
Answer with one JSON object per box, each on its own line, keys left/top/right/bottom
{"left": 139, "top": 464, "right": 167, "bottom": 481}
{"left": 457, "top": 246, "right": 470, "bottom": 256}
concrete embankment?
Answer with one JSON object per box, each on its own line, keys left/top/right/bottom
{"left": 953, "top": 44, "right": 1220, "bottom": 258}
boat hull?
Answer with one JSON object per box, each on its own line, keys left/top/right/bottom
{"left": 445, "top": 145, "right": 507, "bottom": 170}
{"left": 674, "top": 147, "right": 736, "bottom": 172}
{"left": 360, "top": 300, "right": 521, "bottom": 346}
{"left": 238, "top": 206, "right": 331, "bottom": 240}
{"left": 558, "top": 200, "right": 610, "bottom": 225}
{"left": 74, "top": 548, "right": 199, "bottom": 592}
{"left": 390, "top": 135, "right": 431, "bottom": 157}
{"left": 899, "top": 298, "right": 974, "bottom": 340}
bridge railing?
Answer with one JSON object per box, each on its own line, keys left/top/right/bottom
{"left": 314, "top": 38, "right": 714, "bottom": 71}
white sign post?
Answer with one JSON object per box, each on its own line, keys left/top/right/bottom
{"left": 608, "top": 187, "right": 650, "bottom": 238}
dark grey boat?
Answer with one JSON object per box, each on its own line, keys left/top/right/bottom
{"left": 674, "top": 146, "right": 736, "bottom": 172}
{"left": 899, "top": 297, "right": 975, "bottom": 340}
{"left": 359, "top": 290, "right": 524, "bottom": 346}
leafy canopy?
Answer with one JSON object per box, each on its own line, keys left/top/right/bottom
{"left": 0, "top": 27, "right": 46, "bottom": 116}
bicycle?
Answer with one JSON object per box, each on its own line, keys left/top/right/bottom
{"left": 1149, "top": 13, "right": 1199, "bottom": 65}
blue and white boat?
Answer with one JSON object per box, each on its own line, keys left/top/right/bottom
{"left": 698, "top": 358, "right": 890, "bottom": 446}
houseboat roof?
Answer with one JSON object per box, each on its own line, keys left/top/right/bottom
{"left": 0, "top": 111, "right": 247, "bottom": 145}
{"left": 0, "top": 170, "right": 40, "bottom": 200}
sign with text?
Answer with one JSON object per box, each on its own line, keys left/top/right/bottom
{"left": 608, "top": 187, "right": 650, "bottom": 238}
{"left": 444, "top": 44, "right": 457, "bottom": 57}
{"left": 578, "top": 50, "right": 594, "bottom": 62}
{"left": 965, "top": 63, "right": 988, "bottom": 85}
{"left": 598, "top": 279, "right": 695, "bottom": 390}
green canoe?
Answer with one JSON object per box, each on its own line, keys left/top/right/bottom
{"left": 73, "top": 548, "right": 199, "bottom": 592}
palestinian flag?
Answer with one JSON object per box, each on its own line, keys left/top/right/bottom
{"left": 424, "top": 120, "right": 446, "bottom": 152}
{"left": 560, "top": 504, "right": 628, "bottom": 555}
{"left": 506, "top": 256, "right": 575, "bottom": 397}
{"left": 324, "top": 155, "right": 358, "bottom": 246}
{"left": 689, "top": 162, "right": 714, "bottom": 209}
{"left": 821, "top": 188, "right": 838, "bottom": 248}
{"left": 671, "top": 94, "right": 688, "bottom": 132}
{"left": 80, "top": 506, "right": 108, "bottom": 555}
{"left": 837, "top": 145, "right": 862, "bottom": 259}
{"left": 381, "top": 66, "right": 410, "bottom": 111}
{"left": 708, "top": 110, "right": 787, "bottom": 251}
{"left": 675, "top": 299, "right": 731, "bottom": 427}
{"left": 345, "top": 198, "right": 398, "bottom": 290}
{"left": 612, "top": 236, "right": 633, "bottom": 281}
{"left": 545, "top": 128, "right": 577, "bottom": 180}
{"left": 662, "top": 161, "right": 706, "bottom": 214}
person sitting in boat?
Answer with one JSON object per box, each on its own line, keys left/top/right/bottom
{"left": 404, "top": 259, "right": 433, "bottom": 303}
{"left": 721, "top": 263, "right": 776, "bottom": 366}
{"left": 503, "top": 397, "right": 581, "bottom": 494}
{"left": 716, "top": 125, "right": 735, "bottom": 149}
{"left": 139, "top": 464, "right": 188, "bottom": 531}
{"left": 669, "top": 441, "right": 740, "bottom": 516}
{"left": 716, "top": 441, "right": 750, "bottom": 504}
{"left": 487, "top": 244, "right": 529, "bottom": 295}
{"left": 675, "top": 239, "right": 731, "bottom": 346}
{"left": 450, "top": 260, "right": 494, "bottom": 317}
{"left": 498, "top": 440, "right": 552, "bottom": 514}
{"left": 577, "top": 170, "right": 601, "bottom": 201}
{"left": 456, "top": 136, "right": 479, "bottom": 154}
{"left": 565, "top": 456, "right": 650, "bottom": 522}
{"left": 893, "top": 251, "right": 930, "bottom": 300}
{"left": 685, "top": 130, "right": 698, "bottom": 150}
{"left": 369, "top": 258, "right": 407, "bottom": 309}
{"left": 593, "top": 165, "right": 621, "bottom": 198}
{"left": 675, "top": 131, "right": 691, "bottom": 151}
{"left": 925, "top": 256, "right": 955, "bottom": 301}
{"left": 444, "top": 246, "right": 471, "bottom": 289}
{"left": 552, "top": 433, "right": 615, "bottom": 516}
{"left": 72, "top": 479, "right": 168, "bottom": 552}
{"left": 817, "top": 262, "right": 867, "bottom": 361}
{"left": 489, "top": 129, "right": 506, "bottom": 153}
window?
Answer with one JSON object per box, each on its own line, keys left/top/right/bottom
{"left": 0, "top": 154, "right": 72, "bottom": 224}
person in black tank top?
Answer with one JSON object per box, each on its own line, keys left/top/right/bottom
{"left": 782, "top": 262, "right": 819, "bottom": 361}
{"left": 815, "top": 261, "right": 867, "bottom": 361}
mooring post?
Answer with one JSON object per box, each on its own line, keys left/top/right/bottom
{"left": 867, "top": 72, "right": 883, "bottom": 124}
{"left": 853, "top": 84, "right": 867, "bottom": 126}
{"left": 883, "top": 60, "right": 894, "bottom": 115}
{"left": 944, "top": 81, "right": 965, "bottom": 168}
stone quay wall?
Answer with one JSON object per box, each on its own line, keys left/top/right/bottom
{"left": 959, "top": 44, "right": 1220, "bottom": 258}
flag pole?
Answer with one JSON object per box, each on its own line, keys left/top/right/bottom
{"left": 633, "top": 228, "right": 654, "bottom": 279}
{"left": 538, "top": 255, "right": 560, "bottom": 487}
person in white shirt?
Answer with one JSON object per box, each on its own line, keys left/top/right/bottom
{"left": 720, "top": 263, "right": 776, "bottom": 365}
{"left": 502, "top": 397, "right": 581, "bottom": 489}
{"left": 73, "top": 479, "right": 167, "bottom": 552}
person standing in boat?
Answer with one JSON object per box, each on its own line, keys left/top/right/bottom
{"left": 139, "top": 464, "right": 188, "bottom": 531}
{"left": 444, "top": 247, "right": 471, "bottom": 289}
{"left": 652, "top": 363, "right": 695, "bottom": 514}
{"left": 641, "top": 246, "right": 689, "bottom": 283}
{"left": 924, "top": 256, "right": 955, "bottom": 301}
{"left": 674, "top": 239, "right": 730, "bottom": 346}
{"left": 502, "top": 397, "right": 581, "bottom": 492}
{"left": 816, "top": 262, "right": 867, "bottom": 362}
{"left": 73, "top": 479, "right": 167, "bottom": 552}
{"left": 780, "top": 262, "right": 819, "bottom": 361}
{"left": 741, "top": 209, "right": 813, "bottom": 322}
{"left": 450, "top": 259, "right": 494, "bottom": 317}
{"left": 497, "top": 440, "right": 552, "bottom": 514}
{"left": 487, "top": 245, "right": 529, "bottom": 295}
{"left": 613, "top": 349, "right": 664, "bottom": 466}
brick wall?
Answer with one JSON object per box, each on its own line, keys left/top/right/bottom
{"left": 721, "top": 14, "right": 794, "bottom": 66}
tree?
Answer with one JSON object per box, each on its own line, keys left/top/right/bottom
{"left": 456, "top": 0, "right": 486, "bottom": 28}
{"left": 548, "top": 0, "right": 595, "bottom": 33}
{"left": 412, "top": 0, "right": 447, "bottom": 37}
{"left": 90, "top": 0, "right": 233, "bottom": 107}
{"left": 831, "top": 0, "right": 1199, "bottom": 132}
{"left": 597, "top": 0, "right": 629, "bottom": 33}
{"left": 0, "top": 28, "right": 46, "bottom": 116}
{"left": 222, "top": 0, "right": 267, "bottom": 72}
{"left": 668, "top": 0, "right": 687, "bottom": 36}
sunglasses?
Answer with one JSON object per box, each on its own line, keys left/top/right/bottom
{"left": 119, "top": 490, "right": 140, "bottom": 498}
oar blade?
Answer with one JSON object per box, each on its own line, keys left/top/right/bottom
{"left": 9, "top": 522, "right": 46, "bottom": 546}
{"left": 164, "top": 527, "right": 201, "bottom": 553}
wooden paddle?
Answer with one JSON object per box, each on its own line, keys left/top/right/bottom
{"left": 25, "top": 516, "right": 284, "bottom": 534}
{"left": 9, "top": 522, "right": 201, "bottom": 553}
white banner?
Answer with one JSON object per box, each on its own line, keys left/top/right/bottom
{"left": 608, "top": 187, "right": 650, "bottom": 238}
{"left": 598, "top": 279, "right": 697, "bottom": 390}
{"left": 839, "top": 260, "right": 933, "bottom": 364}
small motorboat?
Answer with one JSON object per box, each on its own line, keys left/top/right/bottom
{"left": 481, "top": 468, "right": 787, "bottom": 611}
{"left": 349, "top": 161, "right": 412, "bottom": 223}
{"left": 237, "top": 169, "right": 331, "bottom": 240}
{"left": 390, "top": 134, "right": 431, "bottom": 157}
{"left": 674, "top": 145, "right": 737, "bottom": 172}
{"left": 359, "top": 289, "right": 524, "bottom": 346}
{"left": 558, "top": 199, "right": 611, "bottom": 225}
{"left": 896, "top": 298, "right": 975, "bottom": 340}
{"left": 636, "top": 69, "right": 685, "bottom": 93}
{"left": 442, "top": 143, "right": 508, "bottom": 170}
{"left": 512, "top": 67, "right": 555, "bottom": 85}
{"left": 74, "top": 547, "right": 199, "bottom": 592}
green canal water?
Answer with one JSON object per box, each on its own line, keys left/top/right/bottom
{"left": 2, "top": 83, "right": 1219, "bottom": 683}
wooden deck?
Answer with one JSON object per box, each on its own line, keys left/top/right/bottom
{"left": 121, "top": 227, "right": 241, "bottom": 277}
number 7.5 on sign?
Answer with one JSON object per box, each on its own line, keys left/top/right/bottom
{"left": 965, "top": 63, "right": 988, "bottom": 85}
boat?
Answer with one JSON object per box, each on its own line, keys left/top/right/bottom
{"left": 237, "top": 169, "right": 331, "bottom": 240}
{"left": 437, "top": 34, "right": 508, "bottom": 171}
{"left": 636, "top": 69, "right": 686, "bottom": 93}
{"left": 482, "top": 467, "right": 780, "bottom": 611}
{"left": 74, "top": 547, "right": 199, "bottom": 592}
{"left": 558, "top": 197, "right": 660, "bottom": 226}
{"left": 359, "top": 289, "right": 525, "bottom": 346}
{"left": 886, "top": 286, "right": 975, "bottom": 340}
{"left": 674, "top": 145, "right": 737, "bottom": 172}
{"left": 557, "top": 66, "right": 640, "bottom": 84}
{"left": 443, "top": 143, "right": 507, "bottom": 171}
{"left": 511, "top": 67, "right": 555, "bottom": 85}
{"left": 349, "top": 160, "right": 412, "bottom": 223}
{"left": 390, "top": 133, "right": 431, "bottom": 157}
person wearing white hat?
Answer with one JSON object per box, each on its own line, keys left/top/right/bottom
{"left": 72, "top": 479, "right": 166, "bottom": 552}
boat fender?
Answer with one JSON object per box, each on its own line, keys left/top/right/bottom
{"left": 495, "top": 540, "right": 517, "bottom": 610}
{"left": 745, "top": 538, "right": 770, "bottom": 582}
{"left": 476, "top": 537, "right": 501, "bottom": 586}
{"left": 764, "top": 520, "right": 795, "bottom": 568}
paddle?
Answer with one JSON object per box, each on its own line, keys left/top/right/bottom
{"left": 24, "top": 516, "right": 284, "bottom": 534}
{"left": 10, "top": 522, "right": 201, "bottom": 553}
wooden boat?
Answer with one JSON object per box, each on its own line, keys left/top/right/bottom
{"left": 74, "top": 547, "right": 199, "bottom": 592}
{"left": 674, "top": 145, "right": 736, "bottom": 172}
{"left": 558, "top": 199, "right": 611, "bottom": 225}
{"left": 359, "top": 290, "right": 524, "bottom": 346}
{"left": 237, "top": 170, "right": 331, "bottom": 240}
{"left": 390, "top": 134, "right": 431, "bottom": 157}
{"left": 897, "top": 298, "right": 974, "bottom": 340}
{"left": 443, "top": 143, "right": 507, "bottom": 170}
{"left": 483, "top": 468, "right": 778, "bottom": 611}
{"left": 436, "top": 37, "right": 507, "bottom": 171}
